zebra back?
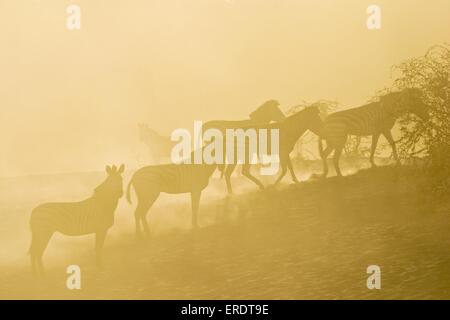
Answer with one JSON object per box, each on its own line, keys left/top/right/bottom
{"left": 30, "top": 165, "right": 124, "bottom": 236}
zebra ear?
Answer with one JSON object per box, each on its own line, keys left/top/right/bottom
{"left": 112, "top": 165, "right": 117, "bottom": 172}
{"left": 106, "top": 165, "right": 112, "bottom": 175}
{"left": 118, "top": 164, "right": 125, "bottom": 174}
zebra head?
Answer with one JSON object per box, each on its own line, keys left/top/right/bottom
{"left": 249, "top": 99, "right": 286, "bottom": 123}
{"left": 95, "top": 164, "right": 125, "bottom": 199}
{"left": 381, "top": 88, "right": 430, "bottom": 121}
{"left": 138, "top": 124, "right": 160, "bottom": 142}
{"left": 402, "top": 88, "right": 430, "bottom": 121}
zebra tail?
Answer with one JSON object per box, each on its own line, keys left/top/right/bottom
{"left": 126, "top": 178, "right": 134, "bottom": 204}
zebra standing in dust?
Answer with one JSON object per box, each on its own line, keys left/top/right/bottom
{"left": 126, "top": 152, "right": 216, "bottom": 239}
{"left": 319, "top": 88, "right": 429, "bottom": 177}
{"left": 139, "top": 123, "right": 177, "bottom": 164}
{"left": 222, "top": 106, "right": 323, "bottom": 194}
{"left": 29, "top": 164, "right": 125, "bottom": 276}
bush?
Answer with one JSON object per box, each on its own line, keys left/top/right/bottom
{"left": 393, "top": 44, "right": 450, "bottom": 200}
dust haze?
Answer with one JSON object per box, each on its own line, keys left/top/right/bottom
{"left": 0, "top": 1, "right": 450, "bottom": 299}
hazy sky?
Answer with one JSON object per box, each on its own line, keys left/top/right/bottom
{"left": 1, "top": 0, "right": 449, "bottom": 176}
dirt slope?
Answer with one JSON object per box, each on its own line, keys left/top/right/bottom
{"left": 1, "top": 166, "right": 450, "bottom": 299}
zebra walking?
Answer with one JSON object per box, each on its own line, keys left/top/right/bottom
{"left": 29, "top": 164, "right": 125, "bottom": 276}
{"left": 126, "top": 152, "right": 216, "bottom": 239}
{"left": 319, "top": 88, "right": 429, "bottom": 177}
{"left": 202, "top": 99, "right": 285, "bottom": 134}
{"left": 203, "top": 99, "right": 286, "bottom": 178}
{"left": 222, "top": 106, "right": 323, "bottom": 194}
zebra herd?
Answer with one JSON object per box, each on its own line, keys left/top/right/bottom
{"left": 29, "top": 88, "right": 429, "bottom": 276}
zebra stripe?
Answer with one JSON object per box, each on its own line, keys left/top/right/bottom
{"left": 319, "top": 89, "right": 429, "bottom": 177}
{"left": 128, "top": 163, "right": 217, "bottom": 197}
{"left": 29, "top": 164, "right": 124, "bottom": 276}
{"left": 30, "top": 198, "right": 117, "bottom": 236}
{"left": 202, "top": 100, "right": 285, "bottom": 178}
{"left": 127, "top": 156, "right": 217, "bottom": 237}
{"left": 222, "top": 106, "right": 323, "bottom": 194}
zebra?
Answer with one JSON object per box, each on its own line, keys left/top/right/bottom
{"left": 126, "top": 152, "right": 216, "bottom": 239}
{"left": 222, "top": 106, "right": 323, "bottom": 194}
{"left": 139, "top": 123, "right": 177, "bottom": 164}
{"left": 319, "top": 88, "right": 430, "bottom": 177}
{"left": 29, "top": 164, "right": 125, "bottom": 276}
{"left": 202, "top": 99, "right": 286, "bottom": 133}
{"left": 202, "top": 99, "right": 286, "bottom": 177}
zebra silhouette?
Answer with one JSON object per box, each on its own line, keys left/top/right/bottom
{"left": 202, "top": 99, "right": 286, "bottom": 132}
{"left": 29, "top": 164, "right": 125, "bottom": 276}
{"left": 126, "top": 151, "right": 216, "bottom": 239}
{"left": 203, "top": 100, "right": 286, "bottom": 177}
{"left": 319, "top": 88, "right": 429, "bottom": 177}
{"left": 222, "top": 106, "right": 323, "bottom": 194}
{"left": 139, "top": 124, "right": 176, "bottom": 164}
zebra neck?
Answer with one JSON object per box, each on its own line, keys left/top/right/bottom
{"left": 382, "top": 101, "right": 403, "bottom": 118}
{"left": 285, "top": 124, "right": 307, "bottom": 140}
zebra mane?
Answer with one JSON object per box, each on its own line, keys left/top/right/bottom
{"left": 93, "top": 177, "right": 120, "bottom": 199}
{"left": 93, "top": 179, "right": 109, "bottom": 197}
{"left": 378, "top": 89, "right": 417, "bottom": 109}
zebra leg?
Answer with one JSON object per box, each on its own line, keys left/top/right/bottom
{"left": 95, "top": 229, "right": 107, "bottom": 269}
{"left": 320, "top": 142, "right": 334, "bottom": 178}
{"left": 333, "top": 144, "right": 345, "bottom": 177}
{"left": 141, "top": 193, "right": 160, "bottom": 239}
{"left": 143, "top": 193, "right": 160, "bottom": 238}
{"left": 274, "top": 160, "right": 288, "bottom": 186}
{"left": 190, "top": 191, "right": 201, "bottom": 229}
{"left": 287, "top": 157, "right": 299, "bottom": 183}
{"left": 29, "top": 233, "right": 38, "bottom": 276}
{"left": 224, "top": 164, "right": 237, "bottom": 194}
{"left": 134, "top": 207, "right": 143, "bottom": 240}
{"left": 370, "top": 133, "right": 380, "bottom": 168}
{"left": 383, "top": 130, "right": 400, "bottom": 165}
{"left": 30, "top": 231, "right": 53, "bottom": 277}
{"left": 134, "top": 193, "right": 159, "bottom": 240}
{"left": 242, "top": 164, "right": 265, "bottom": 190}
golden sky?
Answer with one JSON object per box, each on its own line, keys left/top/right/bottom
{"left": 1, "top": 0, "right": 449, "bottom": 176}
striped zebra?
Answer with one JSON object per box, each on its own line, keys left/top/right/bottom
{"left": 319, "top": 88, "right": 429, "bottom": 177}
{"left": 126, "top": 152, "right": 216, "bottom": 239}
{"left": 139, "top": 123, "right": 177, "bottom": 164}
{"left": 222, "top": 106, "right": 323, "bottom": 194}
{"left": 29, "top": 164, "right": 125, "bottom": 276}
{"left": 203, "top": 99, "right": 286, "bottom": 177}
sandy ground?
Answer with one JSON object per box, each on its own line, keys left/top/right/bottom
{"left": 1, "top": 161, "right": 449, "bottom": 299}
